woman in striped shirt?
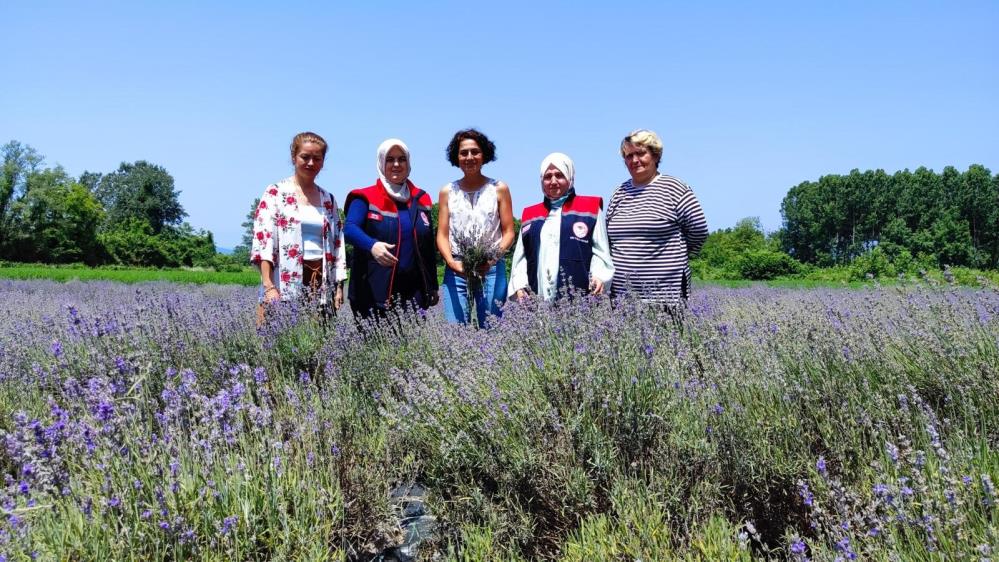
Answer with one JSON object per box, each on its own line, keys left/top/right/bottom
{"left": 605, "top": 129, "right": 708, "bottom": 305}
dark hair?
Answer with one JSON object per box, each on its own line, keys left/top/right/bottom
{"left": 446, "top": 128, "right": 497, "bottom": 167}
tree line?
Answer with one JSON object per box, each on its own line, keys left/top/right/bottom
{"left": 0, "top": 140, "right": 218, "bottom": 267}
{"left": 779, "top": 164, "right": 999, "bottom": 269}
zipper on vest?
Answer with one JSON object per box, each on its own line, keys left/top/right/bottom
{"left": 385, "top": 205, "right": 402, "bottom": 307}
{"left": 411, "top": 207, "right": 430, "bottom": 299}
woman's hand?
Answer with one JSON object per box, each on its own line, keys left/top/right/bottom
{"left": 333, "top": 284, "right": 344, "bottom": 310}
{"left": 590, "top": 278, "right": 605, "bottom": 295}
{"left": 263, "top": 285, "right": 281, "bottom": 303}
{"left": 259, "top": 261, "right": 280, "bottom": 303}
{"left": 371, "top": 242, "right": 398, "bottom": 267}
{"left": 476, "top": 258, "right": 495, "bottom": 277}
{"left": 449, "top": 260, "right": 465, "bottom": 277}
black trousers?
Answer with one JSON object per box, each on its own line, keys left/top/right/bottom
{"left": 350, "top": 267, "right": 425, "bottom": 321}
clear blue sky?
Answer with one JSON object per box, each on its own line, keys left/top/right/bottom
{"left": 3, "top": 1, "right": 997, "bottom": 248}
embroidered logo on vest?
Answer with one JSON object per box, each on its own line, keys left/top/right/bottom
{"left": 420, "top": 211, "right": 430, "bottom": 226}
{"left": 522, "top": 222, "right": 532, "bottom": 234}
{"left": 367, "top": 212, "right": 382, "bottom": 222}
{"left": 572, "top": 222, "right": 589, "bottom": 238}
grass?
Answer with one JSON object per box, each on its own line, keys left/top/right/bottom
{"left": 0, "top": 263, "right": 258, "bottom": 285}
{"left": 696, "top": 278, "right": 879, "bottom": 290}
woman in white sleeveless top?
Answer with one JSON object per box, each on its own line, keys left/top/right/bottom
{"left": 436, "top": 129, "right": 515, "bottom": 326}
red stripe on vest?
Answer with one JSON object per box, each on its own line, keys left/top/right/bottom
{"left": 521, "top": 194, "right": 603, "bottom": 222}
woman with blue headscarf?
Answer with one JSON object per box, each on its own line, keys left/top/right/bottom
{"left": 508, "top": 152, "right": 614, "bottom": 301}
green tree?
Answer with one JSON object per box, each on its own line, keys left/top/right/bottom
{"left": 6, "top": 167, "right": 104, "bottom": 264}
{"left": 230, "top": 197, "right": 260, "bottom": 264}
{"left": 160, "top": 223, "right": 217, "bottom": 267}
{"left": 78, "top": 170, "right": 102, "bottom": 192}
{"left": 780, "top": 164, "right": 999, "bottom": 269}
{"left": 0, "top": 141, "right": 44, "bottom": 251}
{"left": 99, "top": 218, "right": 167, "bottom": 266}
{"left": 956, "top": 164, "right": 997, "bottom": 267}
{"left": 780, "top": 179, "right": 832, "bottom": 265}
{"left": 694, "top": 217, "right": 801, "bottom": 280}
{"left": 95, "top": 161, "right": 186, "bottom": 233}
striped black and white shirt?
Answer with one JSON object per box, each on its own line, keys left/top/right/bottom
{"left": 606, "top": 174, "right": 708, "bottom": 303}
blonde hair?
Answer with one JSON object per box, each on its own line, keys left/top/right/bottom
{"left": 290, "top": 131, "right": 328, "bottom": 161}
{"left": 620, "top": 129, "right": 663, "bottom": 165}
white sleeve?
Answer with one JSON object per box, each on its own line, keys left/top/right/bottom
{"left": 507, "top": 229, "right": 529, "bottom": 298}
{"left": 589, "top": 208, "right": 614, "bottom": 284}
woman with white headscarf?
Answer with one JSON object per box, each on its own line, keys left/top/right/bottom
{"left": 508, "top": 152, "right": 614, "bottom": 301}
{"left": 344, "top": 139, "right": 439, "bottom": 319}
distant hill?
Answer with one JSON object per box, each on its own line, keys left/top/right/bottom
{"left": 215, "top": 246, "right": 234, "bottom": 255}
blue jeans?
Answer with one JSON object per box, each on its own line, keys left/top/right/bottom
{"left": 442, "top": 263, "right": 507, "bottom": 326}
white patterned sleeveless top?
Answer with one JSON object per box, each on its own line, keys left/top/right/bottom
{"left": 447, "top": 178, "right": 502, "bottom": 257}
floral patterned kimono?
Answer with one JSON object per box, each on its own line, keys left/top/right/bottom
{"left": 250, "top": 177, "right": 347, "bottom": 304}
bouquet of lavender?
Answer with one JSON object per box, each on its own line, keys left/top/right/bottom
{"left": 450, "top": 214, "right": 503, "bottom": 326}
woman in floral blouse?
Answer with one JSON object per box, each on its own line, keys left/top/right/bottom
{"left": 250, "top": 132, "right": 347, "bottom": 315}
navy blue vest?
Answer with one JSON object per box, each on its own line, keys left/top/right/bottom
{"left": 344, "top": 182, "right": 437, "bottom": 310}
{"left": 520, "top": 192, "right": 602, "bottom": 298}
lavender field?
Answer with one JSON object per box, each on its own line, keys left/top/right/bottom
{"left": 0, "top": 279, "right": 996, "bottom": 561}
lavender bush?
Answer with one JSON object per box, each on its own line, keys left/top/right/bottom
{"left": 0, "top": 279, "right": 996, "bottom": 560}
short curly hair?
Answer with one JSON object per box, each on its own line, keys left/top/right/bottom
{"left": 446, "top": 128, "right": 497, "bottom": 167}
{"left": 620, "top": 129, "right": 663, "bottom": 165}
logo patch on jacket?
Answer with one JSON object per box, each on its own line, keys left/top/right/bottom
{"left": 572, "top": 222, "right": 589, "bottom": 238}
{"left": 522, "top": 222, "right": 532, "bottom": 234}
{"left": 367, "top": 212, "right": 383, "bottom": 222}
{"left": 420, "top": 211, "right": 430, "bottom": 226}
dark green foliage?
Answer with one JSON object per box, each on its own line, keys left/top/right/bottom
{"left": 4, "top": 167, "right": 105, "bottom": 264}
{"left": 693, "top": 217, "right": 803, "bottom": 280}
{"left": 1, "top": 140, "right": 225, "bottom": 268}
{"left": 0, "top": 141, "right": 44, "bottom": 254}
{"left": 94, "top": 160, "right": 186, "bottom": 234}
{"left": 98, "top": 218, "right": 168, "bottom": 266}
{"left": 99, "top": 218, "right": 216, "bottom": 268}
{"left": 159, "top": 223, "right": 217, "bottom": 267}
{"left": 736, "top": 249, "right": 801, "bottom": 280}
{"left": 780, "top": 165, "right": 999, "bottom": 269}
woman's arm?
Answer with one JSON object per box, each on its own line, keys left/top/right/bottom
{"left": 345, "top": 198, "right": 397, "bottom": 267}
{"left": 259, "top": 260, "right": 280, "bottom": 302}
{"left": 330, "top": 199, "right": 348, "bottom": 284}
{"left": 251, "top": 186, "right": 280, "bottom": 302}
{"left": 677, "top": 186, "right": 709, "bottom": 257}
{"left": 588, "top": 206, "right": 614, "bottom": 295}
{"left": 495, "top": 182, "right": 516, "bottom": 255}
{"left": 507, "top": 228, "right": 529, "bottom": 300}
{"left": 436, "top": 186, "right": 463, "bottom": 275}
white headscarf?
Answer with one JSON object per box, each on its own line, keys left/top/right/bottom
{"left": 377, "top": 138, "right": 411, "bottom": 202}
{"left": 539, "top": 152, "right": 575, "bottom": 189}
